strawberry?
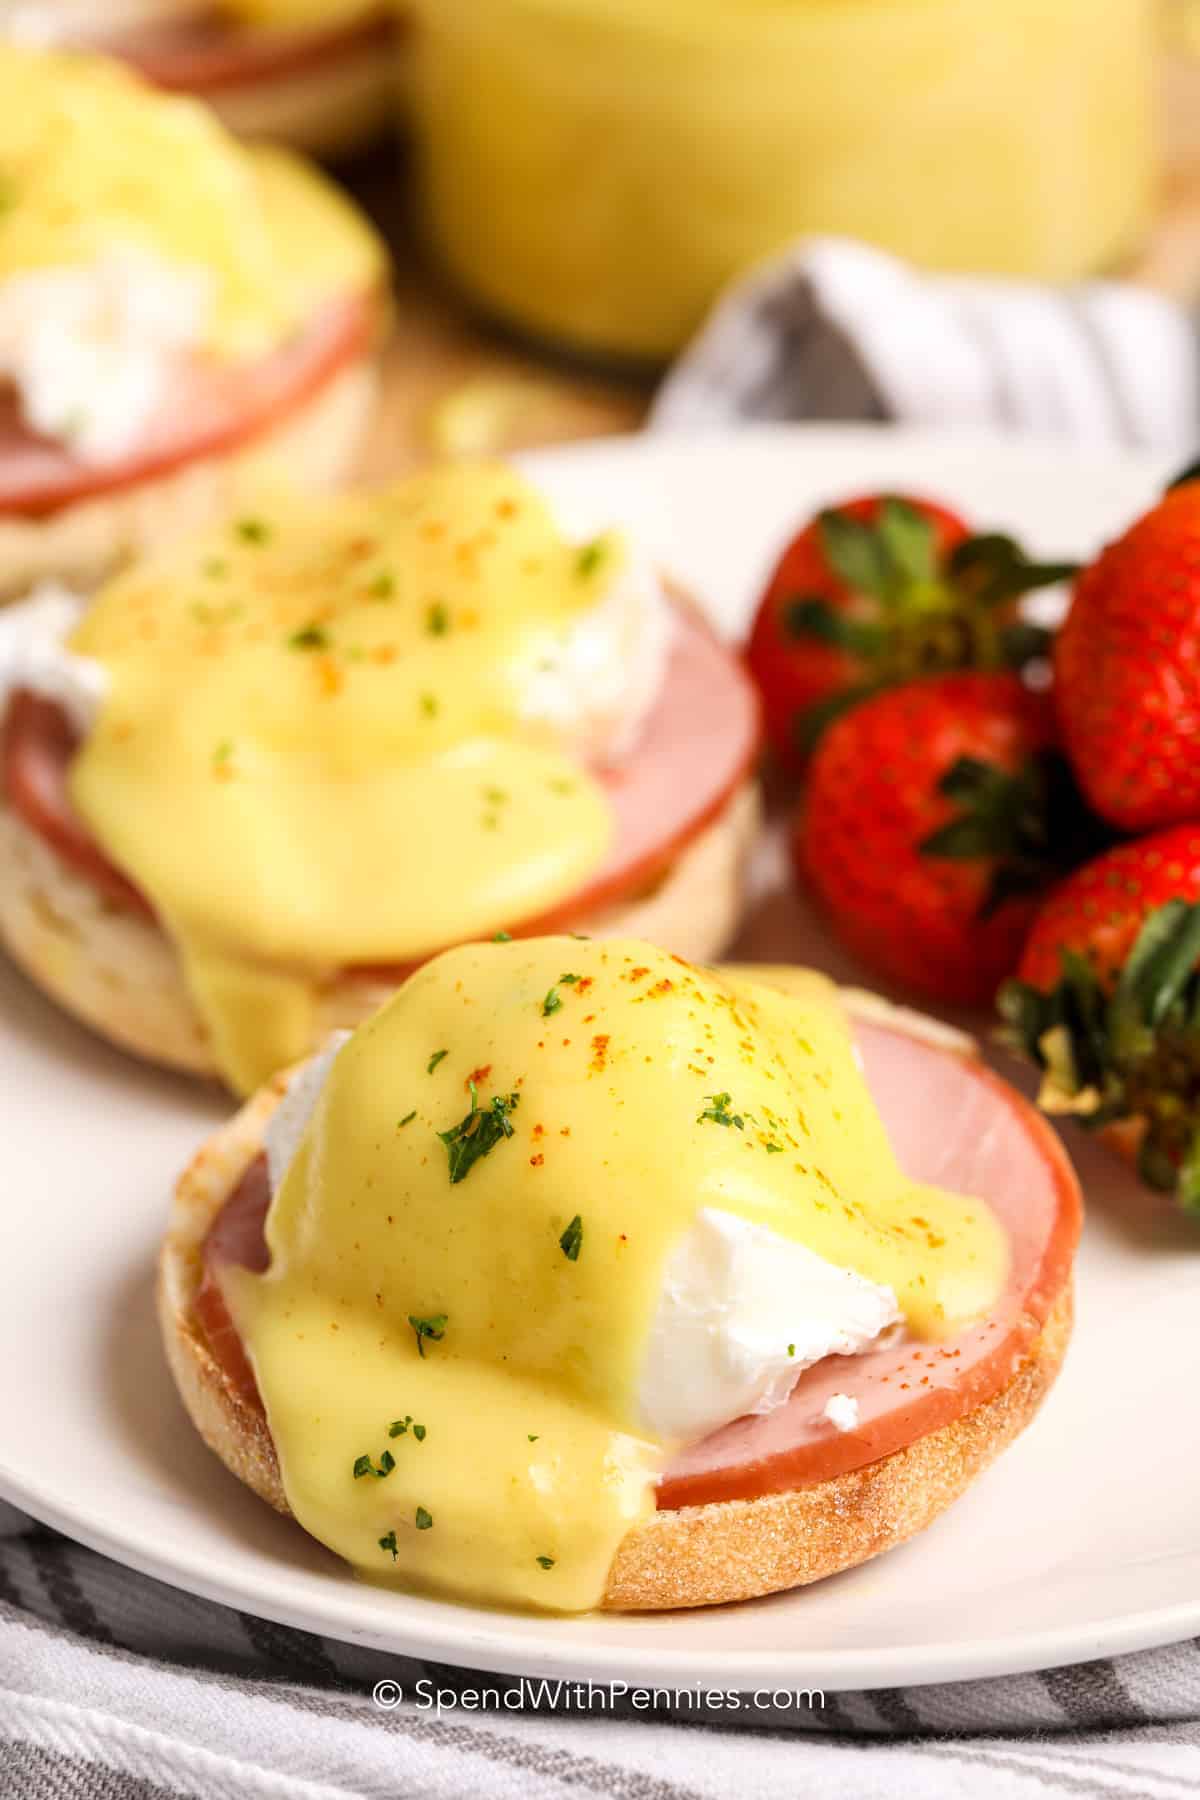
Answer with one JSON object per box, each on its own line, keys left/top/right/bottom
{"left": 1055, "top": 480, "right": 1200, "bottom": 830}
{"left": 746, "top": 492, "right": 1074, "bottom": 770}
{"left": 999, "top": 826, "right": 1200, "bottom": 1209}
{"left": 796, "top": 671, "right": 1101, "bottom": 1006}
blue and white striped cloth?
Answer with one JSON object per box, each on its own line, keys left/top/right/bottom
{"left": 651, "top": 237, "right": 1199, "bottom": 457}
{"left": 2, "top": 1502, "right": 1199, "bottom": 1798}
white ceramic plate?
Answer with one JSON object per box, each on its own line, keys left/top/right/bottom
{"left": 3, "top": 426, "right": 1198, "bottom": 1693}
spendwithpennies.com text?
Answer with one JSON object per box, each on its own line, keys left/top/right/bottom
{"left": 372, "top": 1678, "right": 824, "bottom": 1717}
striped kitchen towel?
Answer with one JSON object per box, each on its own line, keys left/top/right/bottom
{"left": 1, "top": 1506, "right": 1198, "bottom": 1799}
{"left": 649, "top": 237, "right": 1200, "bottom": 455}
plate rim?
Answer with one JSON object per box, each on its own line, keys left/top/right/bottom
{"left": 6, "top": 1453, "right": 1200, "bottom": 1692}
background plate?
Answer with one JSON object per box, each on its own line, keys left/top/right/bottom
{"left": 2, "top": 426, "right": 1197, "bottom": 1692}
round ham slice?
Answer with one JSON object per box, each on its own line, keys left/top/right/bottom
{"left": 1, "top": 691, "right": 148, "bottom": 912}
{"left": 0, "top": 292, "right": 376, "bottom": 520}
{"left": 1, "top": 603, "right": 762, "bottom": 948}
{"left": 89, "top": 8, "right": 396, "bottom": 95}
{"left": 196, "top": 1014, "right": 1082, "bottom": 1506}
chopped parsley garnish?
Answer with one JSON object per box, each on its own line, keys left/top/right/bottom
{"left": 353, "top": 1449, "right": 396, "bottom": 1479}
{"left": 212, "top": 738, "right": 233, "bottom": 772}
{"left": 427, "top": 1049, "right": 448, "bottom": 1074}
{"left": 413, "top": 1423, "right": 427, "bottom": 1442}
{"left": 698, "top": 1093, "right": 745, "bottom": 1130}
{"left": 397, "top": 1111, "right": 417, "bottom": 1130}
{"left": 536, "top": 1556, "right": 556, "bottom": 1570}
{"left": 559, "top": 1214, "right": 583, "bottom": 1262}
{"left": 764, "top": 1142, "right": 784, "bottom": 1155}
{"left": 576, "top": 538, "right": 607, "bottom": 578}
{"left": 415, "top": 1506, "right": 434, "bottom": 1531}
{"left": 527, "top": 1434, "right": 539, "bottom": 1443}
{"left": 288, "top": 622, "right": 330, "bottom": 652}
{"left": 235, "top": 517, "right": 271, "bottom": 545}
{"left": 203, "top": 556, "right": 229, "bottom": 580}
{"left": 420, "top": 692, "right": 439, "bottom": 718}
{"left": 439, "top": 1084, "right": 520, "bottom": 1184}
{"left": 389, "top": 1415, "right": 426, "bottom": 1441}
{"left": 492, "top": 931, "right": 512, "bottom": 942}
{"left": 368, "top": 570, "right": 395, "bottom": 599}
{"left": 542, "top": 972, "right": 581, "bottom": 1017}
{"left": 408, "top": 1313, "right": 447, "bottom": 1357}
{"left": 379, "top": 1530, "right": 399, "bottom": 1560}
{"left": 787, "top": 1343, "right": 796, "bottom": 1357}
{"left": 426, "top": 601, "right": 450, "bottom": 636}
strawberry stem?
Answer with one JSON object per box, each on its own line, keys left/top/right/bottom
{"left": 999, "top": 899, "right": 1200, "bottom": 1208}
{"left": 786, "top": 503, "right": 1076, "bottom": 751}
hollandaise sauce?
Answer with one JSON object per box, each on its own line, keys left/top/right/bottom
{"left": 68, "top": 467, "right": 622, "bottom": 1093}
{"left": 0, "top": 45, "right": 383, "bottom": 359}
{"left": 219, "top": 938, "right": 1008, "bottom": 1613}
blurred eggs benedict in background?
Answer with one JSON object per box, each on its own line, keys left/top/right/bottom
{"left": 159, "top": 937, "right": 1081, "bottom": 1613}
{"left": 0, "top": 44, "right": 388, "bottom": 597}
{"left": 0, "top": 1, "right": 400, "bottom": 155}
{"left": 0, "top": 463, "right": 760, "bottom": 1093}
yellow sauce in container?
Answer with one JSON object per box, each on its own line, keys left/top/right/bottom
{"left": 412, "top": 0, "right": 1154, "bottom": 363}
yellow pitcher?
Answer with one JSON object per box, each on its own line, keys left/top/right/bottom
{"left": 412, "top": 0, "right": 1154, "bottom": 363}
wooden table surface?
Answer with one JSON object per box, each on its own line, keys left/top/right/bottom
{"left": 354, "top": 56, "right": 1200, "bottom": 482}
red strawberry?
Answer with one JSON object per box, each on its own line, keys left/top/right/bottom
{"left": 797, "top": 671, "right": 1097, "bottom": 1006}
{"left": 1055, "top": 482, "right": 1200, "bottom": 830}
{"left": 746, "top": 493, "right": 1074, "bottom": 771}
{"left": 999, "top": 826, "right": 1200, "bottom": 1208}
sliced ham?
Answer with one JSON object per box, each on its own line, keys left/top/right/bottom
{"left": 193, "top": 1151, "right": 270, "bottom": 1409}
{"left": 197, "top": 1014, "right": 1082, "bottom": 1506}
{"left": 0, "top": 292, "right": 376, "bottom": 520}
{"left": 88, "top": 7, "right": 397, "bottom": 95}
{"left": 1, "top": 692, "right": 148, "bottom": 912}
{"left": 1, "top": 603, "right": 763, "bottom": 949}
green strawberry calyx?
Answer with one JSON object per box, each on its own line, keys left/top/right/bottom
{"left": 998, "top": 899, "right": 1200, "bottom": 1212}
{"left": 919, "top": 752, "right": 1112, "bottom": 920}
{"left": 785, "top": 499, "right": 1077, "bottom": 752}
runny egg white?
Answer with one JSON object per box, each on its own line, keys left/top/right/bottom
{"left": 0, "top": 244, "right": 212, "bottom": 464}
{"left": 0, "top": 584, "right": 107, "bottom": 732}
{"left": 517, "top": 543, "right": 675, "bottom": 766}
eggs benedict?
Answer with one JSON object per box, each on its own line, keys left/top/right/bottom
{"left": 0, "top": 44, "right": 387, "bottom": 598}
{"left": 0, "top": 464, "right": 761, "bottom": 1093}
{"left": 158, "top": 938, "right": 1081, "bottom": 1612}
{"left": 0, "top": 3, "right": 399, "bottom": 156}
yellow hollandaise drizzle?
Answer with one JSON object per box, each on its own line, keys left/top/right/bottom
{"left": 0, "top": 45, "right": 383, "bottom": 358}
{"left": 220, "top": 938, "right": 1008, "bottom": 1614}
{"left": 68, "top": 466, "right": 621, "bottom": 1093}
